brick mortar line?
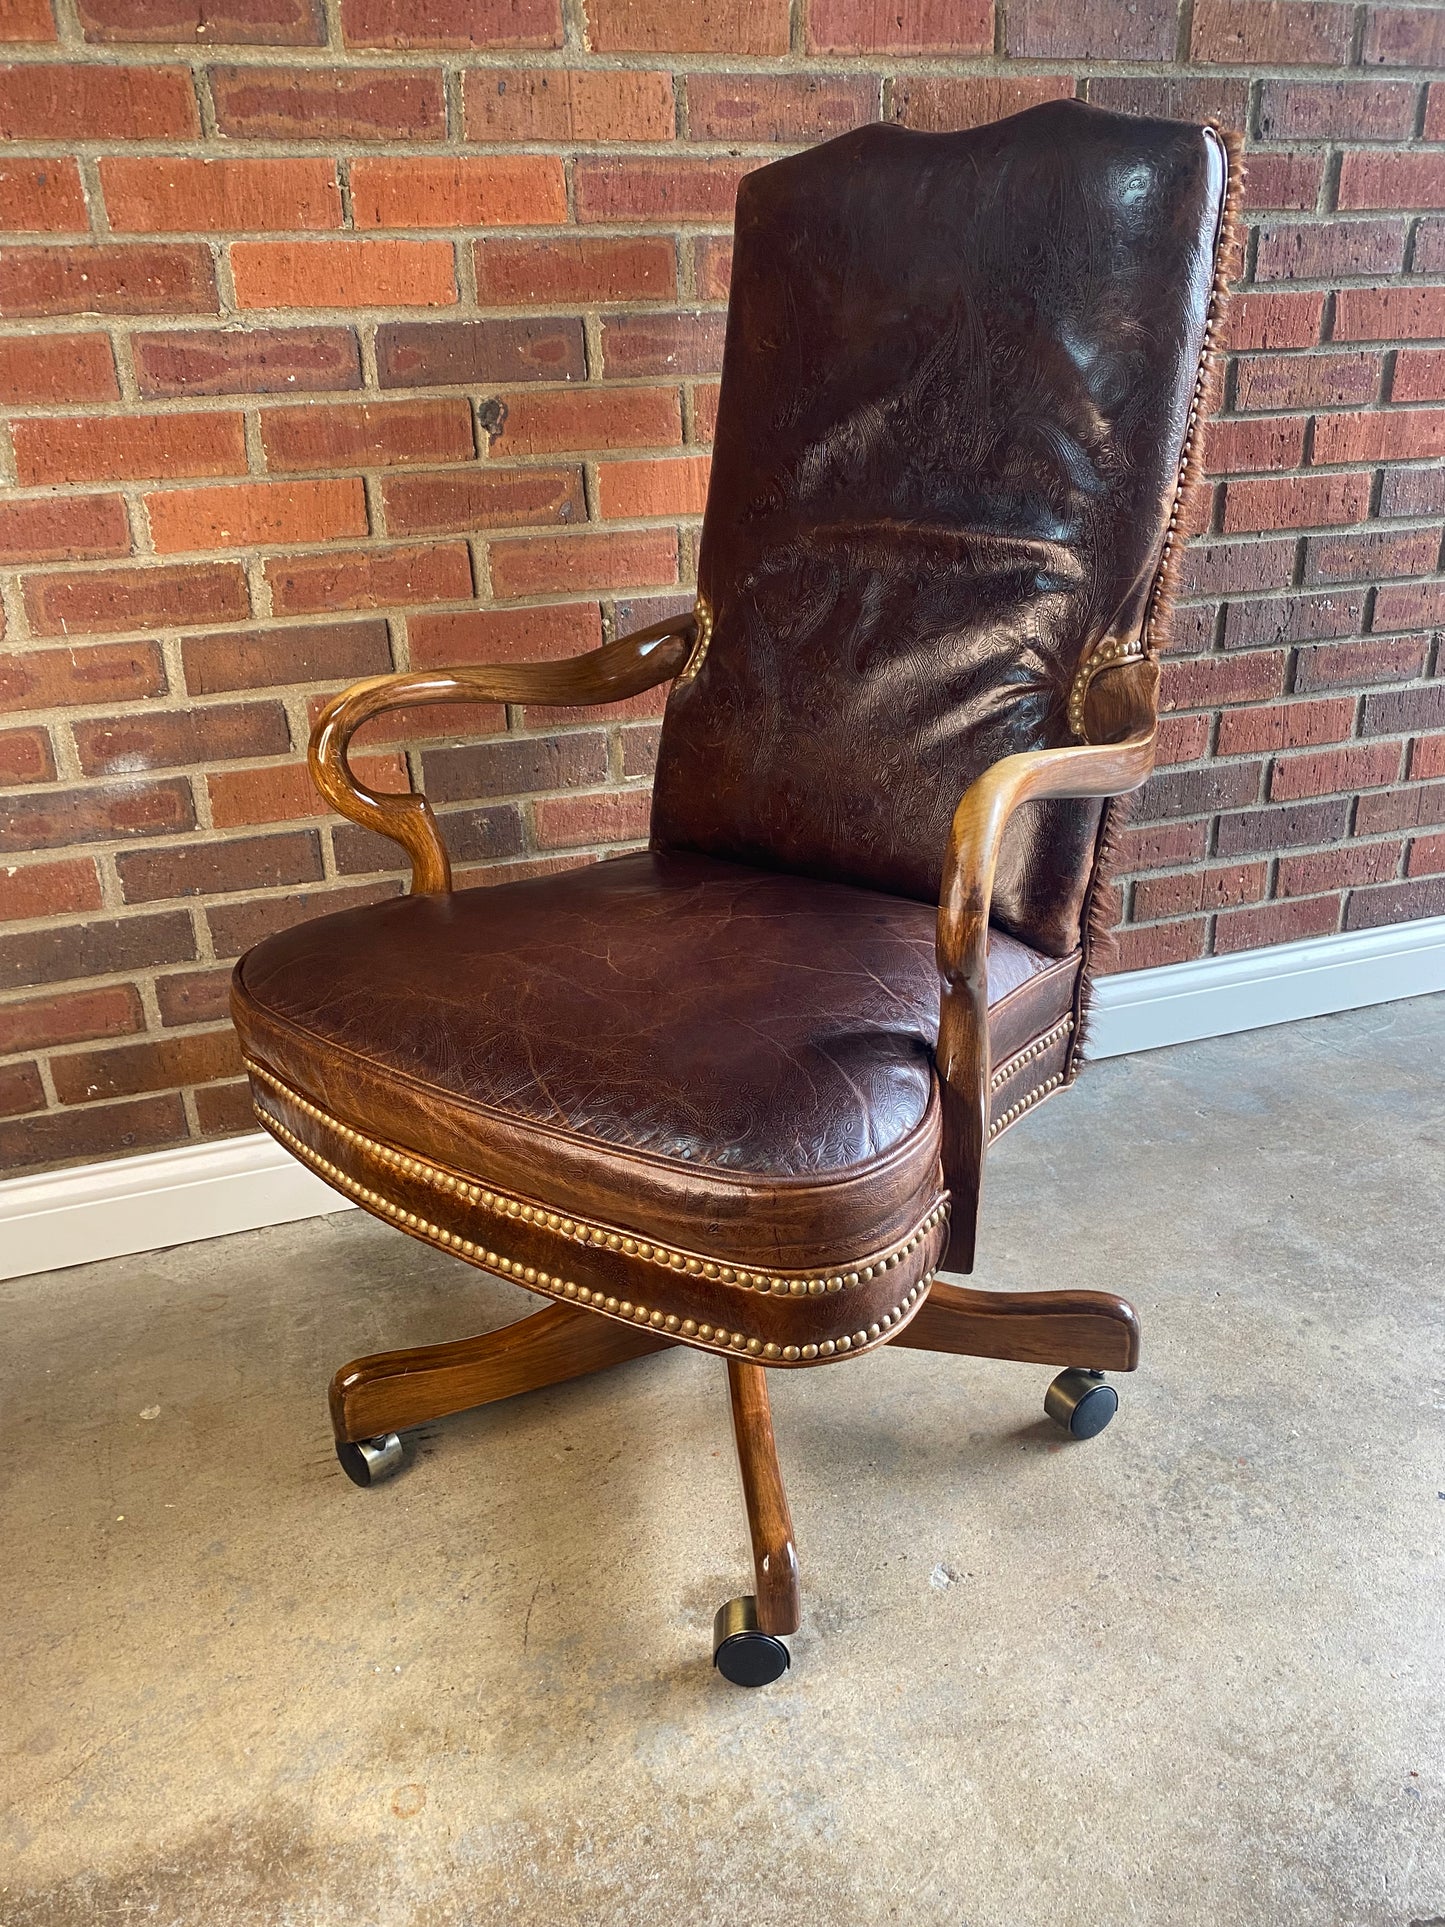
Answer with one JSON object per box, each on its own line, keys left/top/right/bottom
{"left": 8, "top": 221, "right": 1445, "bottom": 253}
{"left": 0, "top": 127, "right": 1439, "bottom": 152}
{"left": 0, "top": 445, "right": 1428, "bottom": 491}
{"left": 0, "top": 278, "right": 1439, "bottom": 321}
{"left": 2, "top": 697, "right": 664, "bottom": 749}
{"left": 2, "top": 504, "right": 1429, "bottom": 572}
{"left": 0, "top": 45, "right": 1440, "bottom": 76}
{"left": 3, "top": 111, "right": 1443, "bottom": 139}
{"left": 0, "top": 294, "right": 735, "bottom": 323}
{"left": 0, "top": 504, "right": 1389, "bottom": 555}
{"left": 0, "top": 581, "right": 690, "bottom": 646}
{"left": 0, "top": 152, "right": 1436, "bottom": 195}
{"left": 344, "top": 48, "right": 1411, "bottom": 67}
{"left": 1, "top": 591, "right": 1437, "bottom": 665}
{"left": 2, "top": 385, "right": 1435, "bottom": 437}
{"left": 4, "top": 514, "right": 709, "bottom": 569}
{"left": 0, "top": 372, "right": 712, "bottom": 414}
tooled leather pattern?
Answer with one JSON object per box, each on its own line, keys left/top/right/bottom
{"left": 651, "top": 101, "right": 1225, "bottom": 957}
{"left": 236, "top": 850, "right": 1074, "bottom": 1182}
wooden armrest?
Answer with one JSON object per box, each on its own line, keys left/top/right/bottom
{"left": 935, "top": 660, "right": 1159, "bottom": 1270}
{"left": 308, "top": 611, "right": 698, "bottom": 894}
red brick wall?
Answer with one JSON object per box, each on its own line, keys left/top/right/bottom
{"left": 1, "top": 0, "right": 1443, "bottom": 1173}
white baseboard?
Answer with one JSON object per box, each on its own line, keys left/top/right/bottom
{"left": 3, "top": 914, "right": 1442, "bottom": 1283}
{"left": 0, "top": 1131, "right": 353, "bottom": 1284}
{"left": 1083, "top": 911, "right": 1445, "bottom": 1058}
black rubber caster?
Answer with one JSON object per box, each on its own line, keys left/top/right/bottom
{"left": 336, "top": 1432, "right": 404, "bottom": 1486}
{"left": 712, "top": 1596, "right": 791, "bottom": 1687}
{"left": 1044, "top": 1369, "right": 1118, "bottom": 1440}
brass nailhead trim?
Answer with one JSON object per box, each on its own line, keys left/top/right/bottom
{"left": 989, "top": 1016, "right": 1073, "bottom": 1093}
{"left": 253, "top": 1099, "right": 936, "bottom": 1365}
{"left": 1141, "top": 132, "right": 1235, "bottom": 663}
{"left": 988, "top": 1073, "right": 1063, "bottom": 1141}
{"left": 676, "top": 593, "right": 713, "bottom": 685}
{"left": 1067, "top": 634, "right": 1146, "bottom": 741}
{"left": 244, "top": 1057, "right": 949, "bottom": 1298}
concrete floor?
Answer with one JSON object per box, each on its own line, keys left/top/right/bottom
{"left": 2, "top": 998, "right": 1443, "bottom": 1927}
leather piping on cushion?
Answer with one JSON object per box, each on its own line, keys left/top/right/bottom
{"left": 245, "top": 1056, "right": 950, "bottom": 1366}
{"left": 990, "top": 1015, "right": 1072, "bottom": 1098}
{"left": 232, "top": 936, "right": 1079, "bottom": 1276}
{"left": 988, "top": 1022, "right": 1073, "bottom": 1141}
{"left": 234, "top": 973, "right": 948, "bottom": 1273}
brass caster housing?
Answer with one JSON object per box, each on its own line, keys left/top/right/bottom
{"left": 1044, "top": 1369, "right": 1119, "bottom": 1440}
{"left": 336, "top": 1432, "right": 404, "bottom": 1486}
{"left": 712, "top": 1596, "right": 791, "bottom": 1687}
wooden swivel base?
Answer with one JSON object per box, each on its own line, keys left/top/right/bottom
{"left": 328, "top": 1278, "right": 1140, "bottom": 1682}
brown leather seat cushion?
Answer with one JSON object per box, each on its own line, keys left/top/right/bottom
{"left": 233, "top": 851, "right": 1076, "bottom": 1288}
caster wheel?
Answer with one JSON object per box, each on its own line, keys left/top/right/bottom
{"left": 712, "top": 1596, "right": 791, "bottom": 1687}
{"left": 1045, "top": 1369, "right": 1118, "bottom": 1440}
{"left": 336, "top": 1432, "right": 404, "bottom": 1487}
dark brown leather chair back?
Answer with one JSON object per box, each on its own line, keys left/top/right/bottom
{"left": 652, "top": 101, "right": 1231, "bottom": 958}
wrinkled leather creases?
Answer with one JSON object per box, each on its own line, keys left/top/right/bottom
{"left": 234, "top": 850, "right": 1078, "bottom": 1273}
{"left": 653, "top": 100, "right": 1225, "bottom": 957}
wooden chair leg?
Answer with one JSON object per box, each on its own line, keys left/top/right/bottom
{"left": 329, "top": 1301, "right": 674, "bottom": 1448}
{"left": 889, "top": 1277, "right": 1141, "bottom": 1371}
{"left": 726, "top": 1359, "right": 801, "bottom": 1637}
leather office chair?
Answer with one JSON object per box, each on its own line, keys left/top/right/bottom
{"left": 233, "top": 101, "right": 1240, "bottom": 1686}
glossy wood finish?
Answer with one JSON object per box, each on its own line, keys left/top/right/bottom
{"left": 309, "top": 613, "right": 697, "bottom": 894}
{"left": 890, "top": 1277, "right": 1141, "bottom": 1372}
{"left": 936, "top": 660, "right": 1160, "bottom": 1271}
{"left": 329, "top": 1300, "right": 675, "bottom": 1445}
{"left": 727, "top": 1359, "right": 801, "bottom": 1636}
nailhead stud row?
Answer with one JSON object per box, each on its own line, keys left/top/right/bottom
{"left": 254, "top": 1099, "right": 937, "bottom": 1365}
{"left": 248, "top": 1058, "right": 947, "bottom": 1278}
{"left": 244, "top": 1058, "right": 948, "bottom": 1295}
{"left": 988, "top": 1073, "right": 1063, "bottom": 1141}
{"left": 676, "top": 594, "right": 713, "bottom": 685}
{"left": 989, "top": 1016, "right": 1073, "bottom": 1094}
{"left": 1067, "top": 635, "right": 1146, "bottom": 740}
{"left": 1141, "top": 125, "right": 1235, "bottom": 661}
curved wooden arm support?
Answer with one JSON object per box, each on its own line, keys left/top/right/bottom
{"left": 936, "top": 661, "right": 1160, "bottom": 1272}
{"left": 308, "top": 611, "right": 698, "bottom": 894}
